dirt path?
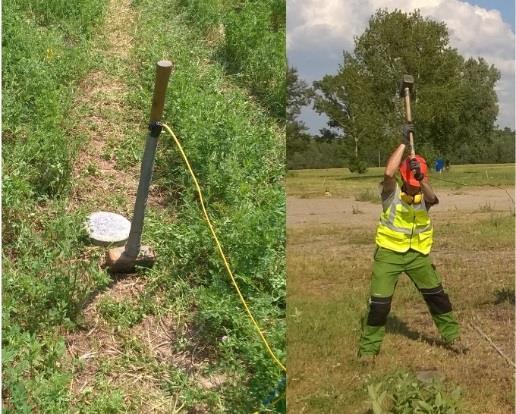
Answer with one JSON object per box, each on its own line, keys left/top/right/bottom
{"left": 63, "top": 1, "right": 180, "bottom": 410}
{"left": 287, "top": 186, "right": 515, "bottom": 228}
{"left": 68, "top": 0, "right": 140, "bottom": 214}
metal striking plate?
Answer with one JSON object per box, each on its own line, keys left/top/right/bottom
{"left": 86, "top": 211, "right": 131, "bottom": 246}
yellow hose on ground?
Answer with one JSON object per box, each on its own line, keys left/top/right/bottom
{"left": 161, "top": 123, "right": 286, "bottom": 373}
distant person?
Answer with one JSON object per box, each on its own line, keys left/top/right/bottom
{"left": 358, "top": 124, "right": 465, "bottom": 360}
{"left": 435, "top": 158, "right": 445, "bottom": 173}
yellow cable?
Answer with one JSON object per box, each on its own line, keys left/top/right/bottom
{"left": 161, "top": 123, "right": 286, "bottom": 372}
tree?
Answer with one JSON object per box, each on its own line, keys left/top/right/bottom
{"left": 313, "top": 9, "right": 501, "bottom": 170}
{"left": 287, "top": 66, "right": 312, "bottom": 123}
{"left": 287, "top": 66, "right": 313, "bottom": 168}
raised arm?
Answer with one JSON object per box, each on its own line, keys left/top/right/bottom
{"left": 409, "top": 158, "right": 439, "bottom": 206}
{"left": 420, "top": 180, "right": 438, "bottom": 205}
{"left": 382, "top": 124, "right": 413, "bottom": 196}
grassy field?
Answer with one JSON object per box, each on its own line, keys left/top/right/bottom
{"left": 286, "top": 166, "right": 514, "bottom": 413}
{"left": 3, "top": 0, "right": 285, "bottom": 412}
{"left": 287, "top": 164, "right": 515, "bottom": 198}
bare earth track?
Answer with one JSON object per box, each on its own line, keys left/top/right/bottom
{"left": 63, "top": 0, "right": 184, "bottom": 411}
{"left": 287, "top": 187, "right": 515, "bottom": 227}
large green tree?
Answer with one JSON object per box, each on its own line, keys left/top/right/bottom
{"left": 313, "top": 9, "right": 501, "bottom": 169}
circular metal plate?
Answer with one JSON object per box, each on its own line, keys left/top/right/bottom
{"left": 86, "top": 211, "right": 131, "bottom": 246}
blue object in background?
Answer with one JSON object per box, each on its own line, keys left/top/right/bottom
{"left": 435, "top": 158, "right": 445, "bottom": 172}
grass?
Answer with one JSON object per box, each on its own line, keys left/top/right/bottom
{"left": 2, "top": 1, "right": 109, "bottom": 412}
{"left": 355, "top": 188, "right": 381, "bottom": 203}
{"left": 177, "top": 0, "right": 286, "bottom": 120}
{"left": 286, "top": 164, "right": 515, "bottom": 198}
{"left": 125, "top": 3, "right": 286, "bottom": 410}
{"left": 287, "top": 180, "right": 514, "bottom": 413}
{"left": 3, "top": 0, "right": 285, "bottom": 412}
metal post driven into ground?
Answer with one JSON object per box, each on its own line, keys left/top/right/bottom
{"left": 126, "top": 60, "right": 173, "bottom": 257}
{"left": 105, "top": 60, "right": 172, "bottom": 272}
{"left": 125, "top": 122, "right": 162, "bottom": 257}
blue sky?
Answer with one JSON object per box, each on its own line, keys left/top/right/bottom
{"left": 470, "top": 0, "right": 514, "bottom": 30}
{"left": 288, "top": 0, "right": 515, "bottom": 133}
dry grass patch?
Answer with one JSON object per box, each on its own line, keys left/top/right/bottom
{"left": 287, "top": 209, "right": 514, "bottom": 413}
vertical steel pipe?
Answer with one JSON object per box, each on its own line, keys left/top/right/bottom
{"left": 125, "top": 60, "right": 172, "bottom": 258}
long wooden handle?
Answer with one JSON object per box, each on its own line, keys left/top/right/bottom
{"left": 149, "top": 60, "right": 173, "bottom": 123}
{"left": 404, "top": 87, "right": 415, "bottom": 157}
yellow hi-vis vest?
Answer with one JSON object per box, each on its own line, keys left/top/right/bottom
{"left": 375, "top": 184, "right": 433, "bottom": 254}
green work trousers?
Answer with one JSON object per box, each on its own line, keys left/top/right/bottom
{"left": 358, "top": 247, "right": 459, "bottom": 356}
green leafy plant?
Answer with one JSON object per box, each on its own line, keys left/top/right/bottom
{"left": 348, "top": 157, "right": 369, "bottom": 174}
{"left": 367, "top": 371, "right": 462, "bottom": 414}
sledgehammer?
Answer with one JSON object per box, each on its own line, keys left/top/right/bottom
{"left": 399, "top": 74, "right": 415, "bottom": 157}
{"left": 105, "top": 60, "right": 173, "bottom": 273}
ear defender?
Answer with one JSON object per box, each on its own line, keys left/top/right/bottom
{"left": 400, "top": 192, "right": 422, "bottom": 204}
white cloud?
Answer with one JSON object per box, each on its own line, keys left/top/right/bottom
{"left": 287, "top": 0, "right": 515, "bottom": 128}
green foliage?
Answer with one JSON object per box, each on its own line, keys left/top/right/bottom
{"left": 287, "top": 66, "right": 312, "bottom": 123}
{"left": 78, "top": 381, "right": 127, "bottom": 413}
{"left": 348, "top": 157, "right": 368, "bottom": 174}
{"left": 2, "top": 331, "right": 71, "bottom": 413}
{"left": 368, "top": 371, "right": 462, "bottom": 413}
{"left": 313, "top": 9, "right": 501, "bottom": 169}
{"left": 10, "top": 0, "right": 106, "bottom": 36}
{"left": 97, "top": 299, "right": 145, "bottom": 328}
{"left": 3, "top": 206, "right": 112, "bottom": 411}
{"left": 2, "top": 0, "right": 108, "bottom": 411}
{"left": 3, "top": 0, "right": 106, "bottom": 200}
{"left": 130, "top": 0, "right": 286, "bottom": 410}
{"left": 179, "top": 0, "right": 286, "bottom": 120}
{"left": 452, "top": 127, "right": 515, "bottom": 164}
{"left": 287, "top": 66, "right": 316, "bottom": 168}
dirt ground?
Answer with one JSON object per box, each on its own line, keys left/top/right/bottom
{"left": 287, "top": 187, "right": 515, "bottom": 228}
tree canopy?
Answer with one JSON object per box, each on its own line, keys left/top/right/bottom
{"left": 312, "top": 9, "right": 501, "bottom": 169}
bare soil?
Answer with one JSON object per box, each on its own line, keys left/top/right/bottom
{"left": 287, "top": 186, "right": 515, "bottom": 228}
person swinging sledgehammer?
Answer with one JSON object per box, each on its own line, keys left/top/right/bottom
{"left": 358, "top": 124, "right": 466, "bottom": 360}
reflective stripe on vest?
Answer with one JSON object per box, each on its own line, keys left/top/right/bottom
{"left": 375, "top": 185, "right": 433, "bottom": 254}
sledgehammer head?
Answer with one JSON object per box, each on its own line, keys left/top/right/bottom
{"left": 104, "top": 246, "right": 156, "bottom": 273}
{"left": 399, "top": 74, "right": 414, "bottom": 97}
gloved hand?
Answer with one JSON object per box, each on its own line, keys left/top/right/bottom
{"left": 402, "top": 123, "right": 414, "bottom": 145}
{"left": 409, "top": 157, "right": 424, "bottom": 181}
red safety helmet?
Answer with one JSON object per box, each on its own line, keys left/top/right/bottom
{"left": 399, "top": 155, "right": 428, "bottom": 187}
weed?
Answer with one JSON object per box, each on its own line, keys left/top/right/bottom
{"left": 478, "top": 202, "right": 494, "bottom": 212}
{"left": 493, "top": 288, "right": 515, "bottom": 305}
{"left": 367, "top": 371, "right": 462, "bottom": 413}
{"left": 97, "top": 299, "right": 144, "bottom": 328}
{"left": 352, "top": 205, "right": 364, "bottom": 214}
{"left": 86, "top": 163, "right": 100, "bottom": 176}
{"left": 355, "top": 188, "right": 380, "bottom": 203}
